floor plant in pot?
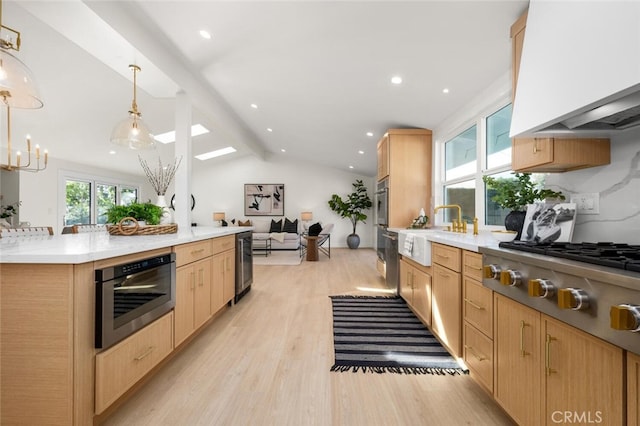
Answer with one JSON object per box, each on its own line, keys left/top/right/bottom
{"left": 328, "top": 179, "right": 372, "bottom": 249}
{"left": 483, "top": 172, "right": 565, "bottom": 240}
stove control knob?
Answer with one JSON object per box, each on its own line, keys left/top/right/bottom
{"left": 528, "top": 279, "right": 556, "bottom": 298}
{"left": 483, "top": 264, "right": 501, "bottom": 280}
{"left": 499, "top": 269, "right": 522, "bottom": 287}
{"left": 557, "top": 288, "right": 590, "bottom": 311}
{"left": 610, "top": 304, "right": 640, "bottom": 332}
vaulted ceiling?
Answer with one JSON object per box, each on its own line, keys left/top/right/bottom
{"left": 4, "top": 0, "right": 528, "bottom": 177}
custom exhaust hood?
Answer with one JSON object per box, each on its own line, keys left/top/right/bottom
{"left": 510, "top": 1, "right": 640, "bottom": 137}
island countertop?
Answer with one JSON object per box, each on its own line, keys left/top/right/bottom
{"left": 0, "top": 226, "right": 250, "bottom": 264}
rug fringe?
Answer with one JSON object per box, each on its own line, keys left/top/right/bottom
{"left": 329, "top": 295, "right": 399, "bottom": 299}
{"left": 330, "top": 364, "right": 469, "bottom": 375}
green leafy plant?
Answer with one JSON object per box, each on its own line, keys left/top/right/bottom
{"left": 328, "top": 179, "right": 373, "bottom": 234}
{"left": 106, "top": 202, "right": 164, "bottom": 225}
{"left": 483, "top": 172, "right": 565, "bottom": 211}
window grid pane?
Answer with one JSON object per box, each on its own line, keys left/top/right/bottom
{"left": 484, "top": 170, "right": 514, "bottom": 226}
{"left": 445, "top": 126, "right": 477, "bottom": 181}
{"left": 97, "top": 184, "right": 117, "bottom": 224}
{"left": 65, "top": 180, "right": 91, "bottom": 225}
{"left": 444, "top": 180, "right": 476, "bottom": 223}
{"left": 486, "top": 104, "right": 513, "bottom": 170}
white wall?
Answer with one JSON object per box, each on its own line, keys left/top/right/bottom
{"left": 544, "top": 128, "right": 640, "bottom": 244}
{"left": 190, "top": 154, "right": 375, "bottom": 248}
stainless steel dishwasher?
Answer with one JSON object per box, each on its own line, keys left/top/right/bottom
{"left": 383, "top": 230, "right": 399, "bottom": 293}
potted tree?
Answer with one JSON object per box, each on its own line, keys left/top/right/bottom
{"left": 328, "top": 179, "right": 372, "bottom": 249}
{"left": 483, "top": 172, "right": 565, "bottom": 239}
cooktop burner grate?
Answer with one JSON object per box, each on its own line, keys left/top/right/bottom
{"left": 498, "top": 241, "right": 640, "bottom": 272}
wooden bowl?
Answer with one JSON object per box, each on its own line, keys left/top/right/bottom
{"left": 491, "top": 230, "right": 518, "bottom": 242}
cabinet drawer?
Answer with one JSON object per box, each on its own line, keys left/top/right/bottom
{"left": 462, "top": 251, "right": 483, "bottom": 282}
{"left": 463, "top": 322, "right": 493, "bottom": 394}
{"left": 463, "top": 277, "right": 493, "bottom": 338}
{"left": 95, "top": 312, "right": 174, "bottom": 414}
{"left": 174, "top": 240, "right": 213, "bottom": 266}
{"left": 432, "top": 243, "right": 461, "bottom": 272}
{"left": 212, "top": 235, "right": 235, "bottom": 255}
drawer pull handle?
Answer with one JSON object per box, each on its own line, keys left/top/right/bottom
{"left": 198, "top": 269, "right": 204, "bottom": 286}
{"left": 519, "top": 320, "right": 530, "bottom": 357}
{"left": 190, "top": 272, "right": 196, "bottom": 290}
{"left": 134, "top": 346, "right": 155, "bottom": 361}
{"left": 190, "top": 248, "right": 205, "bottom": 255}
{"left": 467, "top": 265, "right": 482, "bottom": 270}
{"left": 436, "top": 254, "right": 450, "bottom": 259}
{"left": 545, "top": 334, "right": 557, "bottom": 376}
{"left": 464, "top": 298, "right": 484, "bottom": 310}
{"left": 464, "top": 345, "right": 486, "bottom": 361}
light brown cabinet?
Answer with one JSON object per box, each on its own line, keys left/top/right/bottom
{"left": 629, "top": 351, "right": 640, "bottom": 425}
{"left": 212, "top": 248, "right": 235, "bottom": 312}
{"left": 399, "top": 257, "right": 432, "bottom": 327}
{"left": 95, "top": 312, "right": 174, "bottom": 414}
{"left": 174, "top": 239, "right": 214, "bottom": 347}
{"left": 462, "top": 251, "right": 494, "bottom": 393}
{"left": 377, "top": 128, "right": 432, "bottom": 228}
{"left": 510, "top": 12, "right": 610, "bottom": 173}
{"left": 494, "top": 294, "right": 624, "bottom": 426}
{"left": 431, "top": 243, "right": 461, "bottom": 357}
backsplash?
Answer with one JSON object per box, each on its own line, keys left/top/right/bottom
{"left": 544, "top": 128, "right": 640, "bottom": 243}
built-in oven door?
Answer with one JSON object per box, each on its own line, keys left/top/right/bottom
{"left": 376, "top": 179, "right": 388, "bottom": 226}
{"left": 376, "top": 225, "right": 386, "bottom": 261}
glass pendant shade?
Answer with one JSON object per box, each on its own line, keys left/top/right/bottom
{"left": 110, "top": 112, "right": 155, "bottom": 150}
{"left": 0, "top": 50, "right": 43, "bottom": 109}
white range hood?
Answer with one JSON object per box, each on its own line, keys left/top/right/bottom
{"left": 510, "top": 1, "right": 640, "bottom": 137}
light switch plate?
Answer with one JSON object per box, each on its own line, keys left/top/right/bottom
{"left": 570, "top": 193, "right": 600, "bottom": 215}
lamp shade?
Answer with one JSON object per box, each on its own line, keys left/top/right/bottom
{"left": 0, "top": 50, "right": 43, "bottom": 109}
{"left": 301, "top": 211, "right": 313, "bottom": 221}
{"left": 213, "top": 212, "right": 225, "bottom": 221}
{"left": 110, "top": 113, "right": 156, "bottom": 149}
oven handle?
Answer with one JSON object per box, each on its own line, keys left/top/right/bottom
{"left": 382, "top": 233, "right": 397, "bottom": 241}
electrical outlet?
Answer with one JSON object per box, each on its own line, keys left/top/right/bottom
{"left": 570, "top": 193, "right": 600, "bottom": 215}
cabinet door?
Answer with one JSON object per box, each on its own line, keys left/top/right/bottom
{"left": 398, "top": 259, "right": 413, "bottom": 304}
{"left": 494, "top": 294, "right": 541, "bottom": 426}
{"left": 193, "top": 257, "right": 212, "bottom": 329}
{"left": 223, "top": 249, "right": 236, "bottom": 304}
{"left": 211, "top": 252, "right": 226, "bottom": 313}
{"left": 411, "top": 266, "right": 431, "bottom": 327}
{"left": 463, "top": 277, "right": 493, "bottom": 338}
{"left": 543, "top": 316, "right": 623, "bottom": 426}
{"left": 431, "top": 264, "right": 461, "bottom": 357}
{"left": 512, "top": 138, "right": 554, "bottom": 171}
{"left": 174, "top": 265, "right": 195, "bottom": 347}
{"left": 629, "top": 352, "right": 640, "bottom": 426}
{"left": 377, "top": 134, "right": 389, "bottom": 181}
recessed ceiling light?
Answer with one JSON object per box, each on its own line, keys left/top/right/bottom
{"left": 391, "top": 76, "right": 403, "bottom": 85}
{"left": 349, "top": 165, "right": 354, "bottom": 169}
{"left": 109, "top": 150, "right": 116, "bottom": 155}
{"left": 358, "top": 150, "right": 364, "bottom": 155}
{"left": 195, "top": 146, "right": 236, "bottom": 161}
{"left": 443, "top": 88, "right": 450, "bottom": 94}
{"left": 267, "top": 128, "right": 273, "bottom": 132}
{"left": 154, "top": 124, "right": 210, "bottom": 144}
{"left": 366, "top": 132, "right": 374, "bottom": 137}
{"left": 281, "top": 148, "right": 286, "bottom": 153}
{"left": 250, "top": 103, "right": 258, "bottom": 109}
{"left": 199, "top": 30, "right": 211, "bottom": 40}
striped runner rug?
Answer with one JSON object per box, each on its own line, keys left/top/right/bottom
{"left": 330, "top": 295, "right": 467, "bottom": 375}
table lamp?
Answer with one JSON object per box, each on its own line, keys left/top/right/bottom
{"left": 301, "top": 211, "right": 313, "bottom": 230}
{"left": 213, "top": 212, "right": 226, "bottom": 227}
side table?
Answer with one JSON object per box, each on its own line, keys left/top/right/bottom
{"left": 306, "top": 236, "right": 319, "bottom": 261}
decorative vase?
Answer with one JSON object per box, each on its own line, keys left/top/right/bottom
{"left": 156, "top": 195, "right": 173, "bottom": 225}
{"left": 347, "top": 233, "right": 360, "bottom": 249}
{"left": 505, "top": 210, "right": 526, "bottom": 240}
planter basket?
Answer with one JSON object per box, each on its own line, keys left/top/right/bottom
{"left": 107, "top": 217, "right": 177, "bottom": 236}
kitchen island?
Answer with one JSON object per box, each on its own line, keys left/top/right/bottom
{"left": 0, "top": 227, "right": 248, "bottom": 425}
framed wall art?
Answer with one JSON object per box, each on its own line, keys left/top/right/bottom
{"left": 520, "top": 202, "right": 577, "bottom": 243}
{"left": 244, "top": 184, "right": 285, "bottom": 216}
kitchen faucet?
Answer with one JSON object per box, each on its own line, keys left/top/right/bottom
{"left": 433, "top": 204, "right": 466, "bottom": 233}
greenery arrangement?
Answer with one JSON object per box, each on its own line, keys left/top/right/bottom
{"left": 106, "top": 202, "right": 165, "bottom": 225}
{"left": 139, "top": 155, "right": 182, "bottom": 196}
{"left": 328, "top": 179, "right": 372, "bottom": 235}
{"left": 483, "top": 172, "right": 565, "bottom": 211}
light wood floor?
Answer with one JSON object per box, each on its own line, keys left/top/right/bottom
{"left": 102, "top": 248, "right": 515, "bottom": 426}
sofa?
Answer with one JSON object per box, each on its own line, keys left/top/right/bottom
{"left": 249, "top": 217, "right": 300, "bottom": 250}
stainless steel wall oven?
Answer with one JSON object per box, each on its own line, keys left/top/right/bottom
{"left": 95, "top": 252, "right": 176, "bottom": 349}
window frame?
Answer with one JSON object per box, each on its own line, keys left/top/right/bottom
{"left": 59, "top": 170, "right": 140, "bottom": 227}
{"left": 434, "top": 89, "right": 513, "bottom": 228}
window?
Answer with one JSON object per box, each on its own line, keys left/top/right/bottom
{"left": 63, "top": 176, "right": 139, "bottom": 226}
{"left": 438, "top": 99, "right": 515, "bottom": 227}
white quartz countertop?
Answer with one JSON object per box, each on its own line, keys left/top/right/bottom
{"left": 0, "top": 226, "right": 250, "bottom": 264}
{"left": 389, "top": 227, "right": 501, "bottom": 252}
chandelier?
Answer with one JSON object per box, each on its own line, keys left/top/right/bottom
{"left": 110, "top": 64, "right": 155, "bottom": 149}
{"left": 0, "top": 0, "right": 47, "bottom": 172}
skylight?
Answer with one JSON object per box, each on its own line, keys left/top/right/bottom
{"left": 154, "top": 124, "right": 210, "bottom": 144}
{"left": 195, "top": 146, "right": 236, "bottom": 161}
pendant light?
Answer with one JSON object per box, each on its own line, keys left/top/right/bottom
{"left": 110, "top": 64, "right": 155, "bottom": 150}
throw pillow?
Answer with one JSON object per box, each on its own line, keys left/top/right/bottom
{"left": 283, "top": 218, "right": 298, "bottom": 233}
{"left": 308, "top": 222, "right": 322, "bottom": 236}
{"left": 269, "top": 219, "right": 283, "bottom": 233}
{"left": 238, "top": 220, "right": 252, "bottom": 226}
